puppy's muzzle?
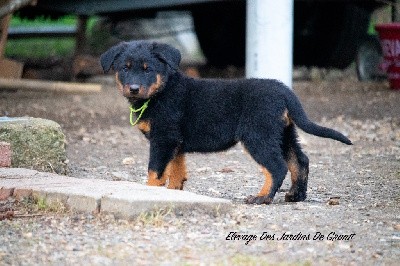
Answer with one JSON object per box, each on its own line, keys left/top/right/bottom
{"left": 129, "top": 84, "right": 140, "bottom": 95}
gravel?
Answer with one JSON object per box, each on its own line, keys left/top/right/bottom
{"left": 0, "top": 70, "right": 399, "bottom": 265}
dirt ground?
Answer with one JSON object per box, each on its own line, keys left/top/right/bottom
{"left": 0, "top": 68, "right": 399, "bottom": 265}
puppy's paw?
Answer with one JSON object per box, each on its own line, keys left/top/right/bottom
{"left": 146, "top": 180, "right": 166, "bottom": 187}
{"left": 245, "top": 195, "right": 273, "bottom": 205}
{"left": 285, "top": 191, "right": 307, "bottom": 202}
{"left": 167, "top": 177, "right": 187, "bottom": 190}
{"left": 167, "top": 183, "right": 184, "bottom": 190}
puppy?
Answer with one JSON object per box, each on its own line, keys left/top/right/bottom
{"left": 100, "top": 41, "right": 352, "bottom": 204}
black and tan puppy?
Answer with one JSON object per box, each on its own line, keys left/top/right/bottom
{"left": 100, "top": 41, "right": 352, "bottom": 205}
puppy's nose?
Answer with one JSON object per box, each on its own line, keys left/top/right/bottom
{"left": 129, "top": 84, "right": 140, "bottom": 94}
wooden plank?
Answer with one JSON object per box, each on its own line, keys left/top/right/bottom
{"left": 0, "top": 58, "right": 23, "bottom": 78}
{"left": 8, "top": 25, "right": 76, "bottom": 39}
{"left": 0, "top": 78, "right": 102, "bottom": 93}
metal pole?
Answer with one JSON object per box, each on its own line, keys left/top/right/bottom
{"left": 246, "top": 0, "right": 294, "bottom": 88}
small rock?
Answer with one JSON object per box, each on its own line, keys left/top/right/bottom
{"left": 111, "top": 171, "right": 130, "bottom": 181}
{"left": 0, "top": 188, "right": 14, "bottom": 200}
{"left": 122, "top": 157, "right": 136, "bottom": 165}
{"left": 372, "top": 251, "right": 383, "bottom": 258}
{"left": 23, "top": 232, "right": 33, "bottom": 238}
{"left": 338, "top": 243, "right": 350, "bottom": 250}
{"left": 13, "top": 188, "right": 33, "bottom": 201}
{"left": 219, "top": 167, "right": 234, "bottom": 173}
{"left": 208, "top": 188, "right": 221, "bottom": 195}
{"left": 196, "top": 167, "right": 211, "bottom": 173}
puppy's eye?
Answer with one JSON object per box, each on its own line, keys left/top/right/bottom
{"left": 122, "top": 66, "right": 129, "bottom": 72}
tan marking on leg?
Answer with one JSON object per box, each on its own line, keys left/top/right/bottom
{"left": 137, "top": 120, "right": 151, "bottom": 134}
{"left": 257, "top": 167, "right": 273, "bottom": 197}
{"left": 147, "top": 74, "right": 163, "bottom": 97}
{"left": 282, "top": 109, "right": 292, "bottom": 126}
{"left": 287, "top": 150, "right": 299, "bottom": 186}
{"left": 164, "top": 154, "right": 187, "bottom": 190}
{"left": 146, "top": 170, "right": 166, "bottom": 186}
{"left": 285, "top": 150, "right": 309, "bottom": 202}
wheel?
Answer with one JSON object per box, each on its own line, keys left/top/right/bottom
{"left": 294, "top": 2, "right": 372, "bottom": 69}
{"left": 356, "top": 35, "right": 384, "bottom": 81}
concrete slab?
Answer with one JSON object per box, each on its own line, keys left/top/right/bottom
{"left": 0, "top": 168, "right": 231, "bottom": 218}
{"left": 101, "top": 183, "right": 230, "bottom": 218}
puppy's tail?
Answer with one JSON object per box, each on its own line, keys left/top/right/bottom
{"left": 285, "top": 90, "right": 352, "bottom": 145}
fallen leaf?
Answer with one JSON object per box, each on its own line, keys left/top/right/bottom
{"left": 328, "top": 197, "right": 340, "bottom": 205}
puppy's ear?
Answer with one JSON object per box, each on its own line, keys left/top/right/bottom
{"left": 152, "top": 43, "right": 181, "bottom": 71}
{"left": 100, "top": 42, "right": 127, "bottom": 73}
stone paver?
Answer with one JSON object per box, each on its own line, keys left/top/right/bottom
{"left": 0, "top": 141, "right": 11, "bottom": 167}
{"left": 0, "top": 168, "right": 231, "bottom": 218}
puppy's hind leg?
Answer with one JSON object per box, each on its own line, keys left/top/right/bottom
{"left": 282, "top": 125, "right": 309, "bottom": 202}
{"left": 241, "top": 136, "right": 288, "bottom": 205}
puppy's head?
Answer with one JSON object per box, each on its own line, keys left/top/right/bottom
{"left": 100, "top": 41, "right": 181, "bottom": 99}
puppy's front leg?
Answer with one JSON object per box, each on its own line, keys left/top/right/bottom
{"left": 146, "top": 140, "right": 178, "bottom": 186}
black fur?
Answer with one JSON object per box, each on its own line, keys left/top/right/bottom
{"left": 100, "top": 41, "right": 352, "bottom": 205}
